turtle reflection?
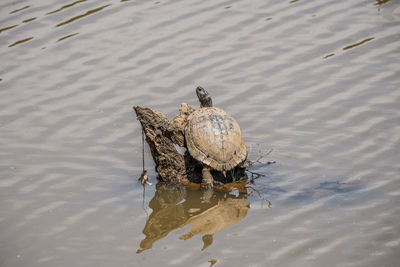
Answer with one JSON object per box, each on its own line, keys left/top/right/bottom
{"left": 137, "top": 183, "right": 249, "bottom": 253}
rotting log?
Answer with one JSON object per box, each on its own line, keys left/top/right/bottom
{"left": 134, "top": 105, "right": 188, "bottom": 184}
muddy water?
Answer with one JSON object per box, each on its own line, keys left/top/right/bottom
{"left": 1, "top": 0, "right": 399, "bottom": 266}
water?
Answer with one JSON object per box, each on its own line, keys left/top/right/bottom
{"left": 1, "top": 0, "right": 399, "bottom": 266}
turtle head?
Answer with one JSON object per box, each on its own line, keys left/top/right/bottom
{"left": 196, "top": 86, "right": 213, "bottom": 108}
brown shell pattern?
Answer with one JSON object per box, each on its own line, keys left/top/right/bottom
{"left": 185, "top": 107, "right": 247, "bottom": 171}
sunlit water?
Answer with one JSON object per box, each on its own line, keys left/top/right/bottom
{"left": 1, "top": 0, "right": 399, "bottom": 266}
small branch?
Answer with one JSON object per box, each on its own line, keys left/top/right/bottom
{"left": 246, "top": 184, "right": 272, "bottom": 208}
{"left": 249, "top": 149, "right": 274, "bottom": 166}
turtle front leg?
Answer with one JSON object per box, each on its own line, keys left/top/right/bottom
{"left": 201, "top": 166, "right": 214, "bottom": 189}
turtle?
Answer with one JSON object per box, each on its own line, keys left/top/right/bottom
{"left": 185, "top": 86, "right": 248, "bottom": 188}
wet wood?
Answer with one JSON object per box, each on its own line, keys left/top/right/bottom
{"left": 133, "top": 105, "right": 190, "bottom": 184}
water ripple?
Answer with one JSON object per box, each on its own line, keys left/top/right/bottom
{"left": 46, "top": 0, "right": 87, "bottom": 15}
{"left": 56, "top": 4, "right": 111, "bottom": 27}
{"left": 0, "top": 0, "right": 399, "bottom": 266}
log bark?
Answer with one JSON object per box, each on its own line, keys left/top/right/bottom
{"left": 134, "top": 105, "right": 190, "bottom": 184}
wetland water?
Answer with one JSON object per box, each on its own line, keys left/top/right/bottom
{"left": 0, "top": 0, "right": 399, "bottom": 266}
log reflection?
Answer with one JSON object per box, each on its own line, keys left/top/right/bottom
{"left": 137, "top": 183, "right": 249, "bottom": 253}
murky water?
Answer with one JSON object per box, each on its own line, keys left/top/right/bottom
{"left": 1, "top": 0, "right": 399, "bottom": 266}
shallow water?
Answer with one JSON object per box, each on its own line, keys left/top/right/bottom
{"left": 1, "top": 0, "right": 399, "bottom": 266}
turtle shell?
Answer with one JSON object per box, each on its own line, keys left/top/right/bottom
{"left": 185, "top": 107, "right": 247, "bottom": 171}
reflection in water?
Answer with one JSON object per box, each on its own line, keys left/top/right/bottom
{"left": 375, "top": 0, "right": 391, "bottom": 5}
{"left": 323, "top": 36, "right": 375, "bottom": 60}
{"left": 136, "top": 173, "right": 361, "bottom": 253}
{"left": 0, "top": 24, "right": 18, "bottom": 34}
{"left": 343, "top": 37, "right": 375, "bottom": 51}
{"left": 56, "top": 4, "right": 111, "bottom": 27}
{"left": 323, "top": 53, "right": 335, "bottom": 59}
{"left": 137, "top": 183, "right": 250, "bottom": 253}
{"left": 22, "top": 17, "right": 37, "bottom": 23}
{"left": 8, "top": 37, "right": 34, "bottom": 48}
{"left": 57, "top": 33, "right": 80, "bottom": 43}
{"left": 9, "top": 5, "right": 30, "bottom": 14}
{"left": 209, "top": 259, "right": 217, "bottom": 266}
{"left": 0, "top": 0, "right": 398, "bottom": 265}
{"left": 46, "top": 0, "right": 87, "bottom": 15}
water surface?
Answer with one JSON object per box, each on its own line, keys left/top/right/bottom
{"left": 1, "top": 0, "right": 399, "bottom": 266}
